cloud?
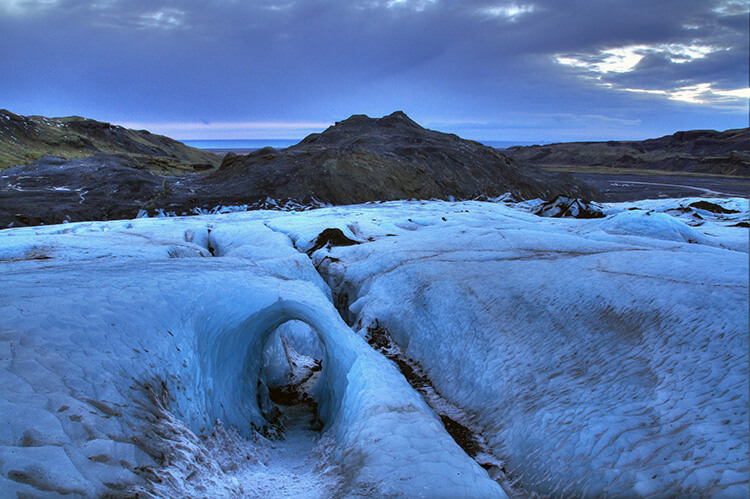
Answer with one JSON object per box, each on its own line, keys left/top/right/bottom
{"left": 621, "top": 83, "right": 750, "bottom": 107}
{"left": 556, "top": 43, "right": 723, "bottom": 74}
{"left": 137, "top": 8, "right": 188, "bottom": 30}
{"left": 550, "top": 0, "right": 747, "bottom": 110}
{"left": 0, "top": 0, "right": 746, "bottom": 141}
{"left": 380, "top": 0, "right": 437, "bottom": 12}
{"left": 712, "top": 0, "right": 748, "bottom": 15}
{"left": 475, "top": 3, "right": 537, "bottom": 22}
{"left": 553, "top": 39, "right": 747, "bottom": 107}
{"left": 0, "top": 0, "right": 59, "bottom": 15}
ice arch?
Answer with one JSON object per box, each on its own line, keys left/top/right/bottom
{"left": 183, "top": 293, "right": 506, "bottom": 497}
{"left": 260, "top": 319, "right": 323, "bottom": 392}
{"left": 193, "top": 299, "right": 356, "bottom": 434}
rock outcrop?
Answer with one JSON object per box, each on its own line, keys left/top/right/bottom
{"left": 504, "top": 128, "right": 750, "bottom": 176}
{"left": 0, "top": 109, "right": 220, "bottom": 172}
{"left": 202, "top": 111, "right": 596, "bottom": 206}
{"left": 533, "top": 196, "right": 605, "bottom": 219}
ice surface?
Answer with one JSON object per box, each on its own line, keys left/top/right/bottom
{"left": 302, "top": 198, "right": 748, "bottom": 497}
{"left": 0, "top": 210, "right": 503, "bottom": 497}
{"left": 0, "top": 196, "right": 746, "bottom": 497}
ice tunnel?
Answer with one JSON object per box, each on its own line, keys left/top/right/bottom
{"left": 189, "top": 299, "right": 356, "bottom": 435}
{"left": 183, "top": 296, "right": 506, "bottom": 496}
{"left": 260, "top": 320, "right": 324, "bottom": 424}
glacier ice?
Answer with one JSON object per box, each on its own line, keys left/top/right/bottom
{"left": 0, "top": 212, "right": 503, "bottom": 497}
{"left": 0, "top": 196, "right": 746, "bottom": 497}
{"left": 306, "top": 198, "right": 749, "bottom": 497}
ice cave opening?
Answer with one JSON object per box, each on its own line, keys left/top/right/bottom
{"left": 258, "top": 320, "right": 325, "bottom": 435}
{"left": 193, "top": 298, "right": 353, "bottom": 437}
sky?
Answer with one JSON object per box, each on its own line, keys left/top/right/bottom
{"left": 1, "top": 0, "right": 748, "bottom": 143}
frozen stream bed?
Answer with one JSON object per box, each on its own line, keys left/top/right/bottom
{"left": 0, "top": 196, "right": 747, "bottom": 497}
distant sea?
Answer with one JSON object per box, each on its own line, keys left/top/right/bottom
{"left": 183, "top": 139, "right": 541, "bottom": 153}
{"left": 183, "top": 139, "right": 299, "bottom": 152}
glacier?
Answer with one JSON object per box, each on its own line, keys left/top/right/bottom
{"left": 0, "top": 196, "right": 747, "bottom": 497}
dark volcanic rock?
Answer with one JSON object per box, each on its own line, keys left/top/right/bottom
{"left": 688, "top": 200, "right": 740, "bottom": 214}
{"left": 0, "top": 153, "right": 192, "bottom": 228}
{"left": 0, "top": 112, "right": 599, "bottom": 228}
{"left": 504, "top": 128, "right": 750, "bottom": 176}
{"left": 533, "top": 196, "right": 605, "bottom": 219}
{"left": 203, "top": 111, "right": 597, "bottom": 206}
{"left": 307, "top": 228, "right": 361, "bottom": 255}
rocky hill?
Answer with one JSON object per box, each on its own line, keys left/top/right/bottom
{"left": 0, "top": 153, "right": 195, "bottom": 227}
{"left": 0, "top": 112, "right": 597, "bottom": 228}
{"left": 0, "top": 109, "right": 220, "bottom": 173}
{"left": 504, "top": 128, "right": 750, "bottom": 176}
{"left": 205, "top": 111, "right": 595, "bottom": 206}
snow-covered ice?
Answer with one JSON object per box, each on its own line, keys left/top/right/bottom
{"left": 0, "top": 196, "right": 746, "bottom": 497}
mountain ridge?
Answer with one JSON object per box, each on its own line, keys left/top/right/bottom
{"left": 503, "top": 128, "right": 750, "bottom": 176}
{"left": 209, "top": 110, "right": 596, "bottom": 206}
{"left": 0, "top": 109, "right": 220, "bottom": 172}
{"left": 0, "top": 111, "right": 597, "bottom": 228}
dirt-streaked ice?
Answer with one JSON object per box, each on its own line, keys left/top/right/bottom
{"left": 0, "top": 196, "right": 746, "bottom": 497}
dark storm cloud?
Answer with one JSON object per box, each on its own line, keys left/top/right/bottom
{"left": 0, "top": 0, "right": 747, "bottom": 140}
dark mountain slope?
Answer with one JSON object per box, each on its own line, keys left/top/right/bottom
{"left": 0, "top": 154, "right": 186, "bottom": 227}
{"left": 0, "top": 110, "right": 220, "bottom": 172}
{"left": 503, "top": 128, "right": 750, "bottom": 176}
{"left": 202, "top": 111, "right": 596, "bottom": 206}
{"left": 0, "top": 112, "right": 597, "bottom": 228}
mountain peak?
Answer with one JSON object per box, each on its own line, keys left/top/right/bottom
{"left": 379, "top": 110, "right": 422, "bottom": 129}
{"left": 333, "top": 111, "right": 421, "bottom": 129}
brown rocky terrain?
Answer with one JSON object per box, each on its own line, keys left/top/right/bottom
{"left": 504, "top": 128, "right": 750, "bottom": 176}
{"left": 0, "top": 109, "right": 220, "bottom": 173}
{"left": 203, "top": 111, "right": 596, "bottom": 206}
{"left": 0, "top": 112, "right": 597, "bottom": 228}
